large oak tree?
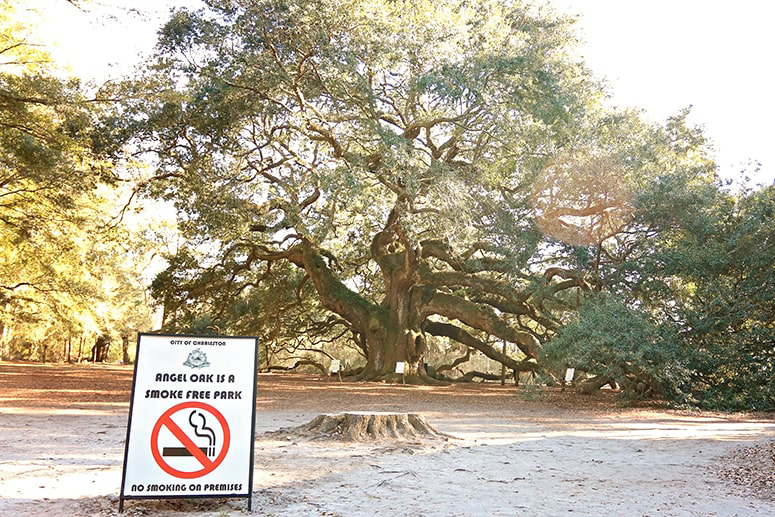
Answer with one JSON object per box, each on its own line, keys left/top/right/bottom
{"left": 127, "top": 0, "right": 703, "bottom": 381}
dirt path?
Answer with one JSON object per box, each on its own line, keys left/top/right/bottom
{"left": 0, "top": 362, "right": 773, "bottom": 516}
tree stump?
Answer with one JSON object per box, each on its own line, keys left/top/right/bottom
{"left": 268, "top": 412, "right": 449, "bottom": 442}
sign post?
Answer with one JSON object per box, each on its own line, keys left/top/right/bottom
{"left": 119, "top": 333, "right": 258, "bottom": 512}
{"left": 395, "top": 361, "right": 406, "bottom": 384}
{"left": 329, "top": 359, "right": 342, "bottom": 382}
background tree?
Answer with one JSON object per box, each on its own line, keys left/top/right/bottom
{"left": 0, "top": 2, "right": 154, "bottom": 362}
{"left": 637, "top": 182, "right": 774, "bottom": 409}
{"left": 541, "top": 113, "right": 774, "bottom": 408}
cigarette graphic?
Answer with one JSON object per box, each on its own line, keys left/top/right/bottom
{"left": 162, "top": 447, "right": 210, "bottom": 457}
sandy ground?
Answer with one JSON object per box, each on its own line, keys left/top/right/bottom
{"left": 0, "top": 361, "right": 774, "bottom": 517}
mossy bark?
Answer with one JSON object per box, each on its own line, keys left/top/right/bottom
{"left": 287, "top": 206, "right": 542, "bottom": 384}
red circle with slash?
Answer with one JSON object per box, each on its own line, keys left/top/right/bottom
{"left": 150, "top": 401, "right": 231, "bottom": 479}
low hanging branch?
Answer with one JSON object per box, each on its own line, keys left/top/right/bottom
{"left": 454, "top": 371, "right": 504, "bottom": 382}
{"left": 423, "top": 321, "right": 538, "bottom": 372}
{"left": 266, "top": 358, "right": 327, "bottom": 375}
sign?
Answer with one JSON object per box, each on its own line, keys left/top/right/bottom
{"left": 330, "top": 359, "right": 341, "bottom": 374}
{"left": 119, "top": 333, "right": 258, "bottom": 512}
{"left": 564, "top": 368, "right": 576, "bottom": 383}
{"left": 395, "top": 361, "right": 405, "bottom": 374}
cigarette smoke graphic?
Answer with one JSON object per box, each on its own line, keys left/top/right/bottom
{"left": 189, "top": 410, "right": 217, "bottom": 457}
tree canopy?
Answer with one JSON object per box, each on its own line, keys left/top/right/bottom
{"left": 115, "top": 0, "right": 733, "bottom": 385}
{"left": 3, "top": 0, "right": 771, "bottom": 410}
{"left": 115, "top": 0, "right": 603, "bottom": 381}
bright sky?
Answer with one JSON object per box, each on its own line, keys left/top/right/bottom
{"left": 19, "top": 0, "right": 775, "bottom": 186}
{"left": 551, "top": 0, "right": 775, "bottom": 186}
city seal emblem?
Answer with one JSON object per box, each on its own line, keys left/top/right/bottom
{"left": 183, "top": 348, "right": 211, "bottom": 369}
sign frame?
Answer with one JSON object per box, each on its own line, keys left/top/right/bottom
{"left": 119, "top": 333, "right": 258, "bottom": 512}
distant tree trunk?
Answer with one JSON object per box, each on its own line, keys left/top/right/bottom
{"left": 91, "top": 335, "right": 111, "bottom": 362}
{"left": 0, "top": 321, "right": 11, "bottom": 360}
{"left": 501, "top": 341, "right": 507, "bottom": 386}
{"left": 121, "top": 335, "right": 131, "bottom": 364}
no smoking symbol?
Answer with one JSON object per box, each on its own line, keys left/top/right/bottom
{"left": 150, "top": 401, "right": 231, "bottom": 479}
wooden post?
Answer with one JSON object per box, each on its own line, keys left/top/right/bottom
{"left": 500, "top": 341, "right": 506, "bottom": 386}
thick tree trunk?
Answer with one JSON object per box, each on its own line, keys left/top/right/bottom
{"left": 354, "top": 314, "right": 418, "bottom": 382}
{"left": 356, "top": 284, "right": 427, "bottom": 382}
{"left": 291, "top": 208, "right": 431, "bottom": 382}
{"left": 287, "top": 205, "right": 543, "bottom": 384}
{"left": 355, "top": 206, "right": 432, "bottom": 382}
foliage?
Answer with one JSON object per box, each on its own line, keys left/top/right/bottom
{"left": 111, "top": 0, "right": 766, "bottom": 393}
{"left": 2, "top": 0, "right": 764, "bottom": 411}
{"left": 541, "top": 295, "right": 691, "bottom": 401}
{"left": 0, "top": 3, "right": 154, "bottom": 362}
{"left": 544, "top": 182, "right": 775, "bottom": 410}
{"left": 650, "top": 184, "right": 774, "bottom": 410}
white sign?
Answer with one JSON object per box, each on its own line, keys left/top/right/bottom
{"left": 330, "top": 359, "right": 341, "bottom": 374}
{"left": 120, "top": 333, "right": 258, "bottom": 510}
{"left": 564, "top": 368, "right": 576, "bottom": 383}
{"left": 395, "top": 362, "right": 405, "bottom": 374}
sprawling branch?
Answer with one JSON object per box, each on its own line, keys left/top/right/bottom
{"left": 267, "top": 358, "right": 327, "bottom": 375}
{"left": 423, "top": 292, "right": 540, "bottom": 357}
{"left": 544, "top": 267, "right": 591, "bottom": 292}
{"left": 286, "top": 241, "right": 375, "bottom": 332}
{"left": 435, "top": 347, "right": 471, "bottom": 374}
{"left": 423, "top": 321, "right": 537, "bottom": 372}
{"left": 420, "top": 239, "right": 517, "bottom": 275}
{"left": 423, "top": 271, "right": 531, "bottom": 305}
